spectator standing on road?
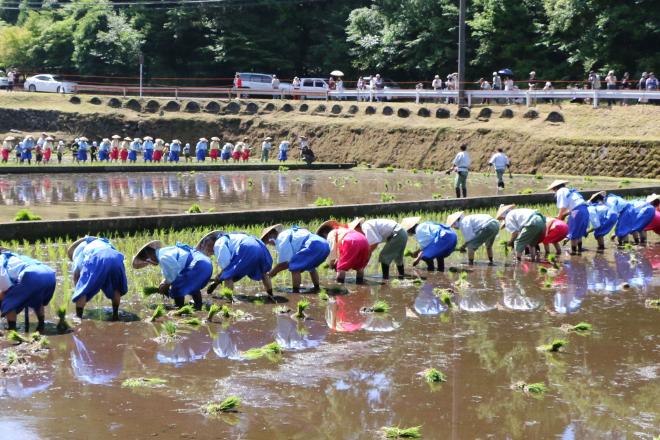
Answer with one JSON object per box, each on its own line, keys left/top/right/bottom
{"left": 605, "top": 70, "right": 617, "bottom": 106}
{"left": 336, "top": 77, "right": 344, "bottom": 100}
{"left": 369, "top": 75, "right": 377, "bottom": 101}
{"left": 647, "top": 73, "right": 659, "bottom": 104}
{"left": 447, "top": 144, "right": 471, "bottom": 198}
{"left": 588, "top": 71, "right": 601, "bottom": 90}
{"left": 271, "top": 75, "right": 280, "bottom": 99}
{"left": 488, "top": 148, "right": 511, "bottom": 191}
{"left": 292, "top": 76, "right": 301, "bottom": 99}
{"left": 261, "top": 137, "right": 273, "bottom": 162}
{"left": 357, "top": 76, "right": 366, "bottom": 101}
{"left": 492, "top": 72, "right": 502, "bottom": 90}
{"left": 234, "top": 73, "right": 242, "bottom": 98}
{"left": 7, "top": 69, "right": 15, "bottom": 92}
{"left": 480, "top": 78, "right": 492, "bottom": 104}
{"left": 432, "top": 75, "right": 442, "bottom": 103}
{"left": 543, "top": 81, "right": 554, "bottom": 104}
{"left": 638, "top": 72, "right": 649, "bottom": 103}
{"left": 621, "top": 72, "right": 631, "bottom": 105}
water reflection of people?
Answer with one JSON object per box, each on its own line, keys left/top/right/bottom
{"left": 553, "top": 260, "right": 588, "bottom": 314}
{"left": 332, "top": 370, "right": 391, "bottom": 409}
{"left": 500, "top": 277, "right": 541, "bottom": 311}
{"left": 413, "top": 283, "right": 447, "bottom": 316}
{"left": 156, "top": 330, "right": 212, "bottom": 366}
{"left": 274, "top": 315, "right": 327, "bottom": 349}
{"left": 70, "top": 331, "right": 125, "bottom": 385}
{"left": 458, "top": 289, "right": 497, "bottom": 312}
{"left": 325, "top": 295, "right": 368, "bottom": 332}
{"left": 587, "top": 255, "right": 619, "bottom": 294}
{"left": 212, "top": 321, "right": 272, "bottom": 360}
{"left": 0, "top": 373, "right": 53, "bottom": 398}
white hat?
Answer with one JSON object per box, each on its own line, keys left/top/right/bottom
{"left": 143, "top": 136, "right": 153, "bottom": 141}
{"left": 260, "top": 224, "right": 283, "bottom": 242}
{"left": 195, "top": 230, "right": 222, "bottom": 253}
{"left": 446, "top": 211, "right": 464, "bottom": 227}
{"left": 211, "top": 136, "right": 220, "bottom": 141}
{"left": 588, "top": 191, "right": 606, "bottom": 203}
{"left": 111, "top": 134, "right": 121, "bottom": 139}
{"left": 102, "top": 138, "right": 109, "bottom": 142}
{"left": 400, "top": 216, "right": 421, "bottom": 232}
{"left": 316, "top": 220, "right": 339, "bottom": 236}
{"left": 348, "top": 217, "right": 365, "bottom": 230}
{"left": 646, "top": 193, "right": 660, "bottom": 204}
{"left": 132, "top": 240, "right": 163, "bottom": 269}
{"left": 67, "top": 236, "right": 97, "bottom": 261}
{"left": 496, "top": 204, "right": 516, "bottom": 220}
{"left": 546, "top": 179, "right": 569, "bottom": 191}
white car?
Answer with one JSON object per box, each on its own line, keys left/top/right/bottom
{"left": 297, "top": 78, "right": 328, "bottom": 99}
{"left": 0, "top": 77, "right": 7, "bottom": 89}
{"left": 24, "top": 74, "right": 77, "bottom": 93}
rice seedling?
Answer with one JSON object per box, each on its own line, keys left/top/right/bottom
{"left": 372, "top": 300, "right": 390, "bottom": 313}
{"left": 203, "top": 396, "right": 241, "bottom": 414}
{"left": 518, "top": 188, "right": 533, "bottom": 195}
{"left": 645, "top": 299, "right": 660, "bottom": 309}
{"left": 294, "top": 299, "right": 310, "bottom": 318}
{"left": 514, "top": 381, "right": 546, "bottom": 395}
{"left": 411, "top": 168, "right": 418, "bottom": 174}
{"left": 543, "top": 277, "right": 553, "bottom": 289}
{"left": 454, "top": 271, "right": 470, "bottom": 289}
{"left": 220, "top": 287, "right": 234, "bottom": 302}
{"left": 186, "top": 203, "right": 202, "bottom": 214}
{"left": 14, "top": 209, "right": 42, "bottom": 222}
{"left": 278, "top": 166, "right": 289, "bottom": 172}
{"left": 142, "top": 286, "right": 160, "bottom": 296}
{"left": 121, "top": 377, "right": 167, "bottom": 388}
{"left": 424, "top": 168, "right": 434, "bottom": 174}
{"left": 7, "top": 330, "right": 29, "bottom": 344}
{"left": 412, "top": 278, "right": 423, "bottom": 286}
{"left": 6, "top": 350, "right": 19, "bottom": 365}
{"left": 172, "top": 304, "right": 194, "bottom": 316}
{"left": 433, "top": 288, "right": 454, "bottom": 308}
{"left": 162, "top": 321, "right": 177, "bottom": 338}
{"left": 499, "top": 239, "right": 509, "bottom": 257}
{"left": 422, "top": 368, "right": 447, "bottom": 383}
{"left": 382, "top": 426, "right": 422, "bottom": 438}
{"left": 183, "top": 317, "right": 201, "bottom": 327}
{"left": 619, "top": 178, "right": 631, "bottom": 185}
{"left": 432, "top": 193, "right": 443, "bottom": 200}
{"left": 386, "top": 166, "right": 395, "bottom": 173}
{"left": 571, "top": 322, "right": 592, "bottom": 333}
{"left": 149, "top": 304, "right": 166, "bottom": 322}
{"left": 538, "top": 266, "right": 548, "bottom": 274}
{"left": 57, "top": 304, "right": 71, "bottom": 333}
{"left": 220, "top": 305, "right": 232, "bottom": 318}
{"left": 547, "top": 254, "right": 559, "bottom": 269}
{"left": 380, "top": 192, "right": 396, "bottom": 203}
{"left": 318, "top": 289, "right": 329, "bottom": 301}
{"left": 534, "top": 174, "right": 544, "bottom": 180}
{"left": 206, "top": 304, "right": 221, "bottom": 321}
{"left": 242, "top": 342, "right": 282, "bottom": 360}
{"left": 537, "top": 338, "right": 567, "bottom": 352}
{"left": 314, "top": 197, "right": 334, "bottom": 207}
{"left": 583, "top": 176, "right": 593, "bottom": 182}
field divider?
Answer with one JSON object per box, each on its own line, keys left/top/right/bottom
{"left": 1, "top": 185, "right": 658, "bottom": 242}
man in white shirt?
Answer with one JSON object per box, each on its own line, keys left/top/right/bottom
{"left": 448, "top": 144, "right": 470, "bottom": 198}
{"left": 350, "top": 217, "right": 409, "bottom": 279}
{"left": 488, "top": 148, "right": 511, "bottom": 190}
{"left": 496, "top": 204, "right": 546, "bottom": 261}
{"left": 447, "top": 211, "right": 499, "bottom": 265}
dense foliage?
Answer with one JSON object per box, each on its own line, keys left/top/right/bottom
{"left": 0, "top": 0, "right": 658, "bottom": 83}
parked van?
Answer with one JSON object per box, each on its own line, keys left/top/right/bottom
{"left": 296, "top": 78, "right": 328, "bottom": 99}
{"left": 235, "top": 72, "right": 274, "bottom": 91}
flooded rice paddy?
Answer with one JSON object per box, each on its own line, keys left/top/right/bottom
{"left": 0, "top": 169, "right": 655, "bottom": 220}
{"left": 1, "top": 226, "right": 658, "bottom": 439}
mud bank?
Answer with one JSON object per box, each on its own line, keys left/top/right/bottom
{"left": 1, "top": 104, "right": 658, "bottom": 178}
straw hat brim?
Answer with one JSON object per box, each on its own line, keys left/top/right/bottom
{"left": 111, "top": 135, "right": 121, "bottom": 139}
{"left": 264, "top": 137, "right": 273, "bottom": 141}
{"left": 4, "top": 136, "right": 15, "bottom": 141}
{"left": 348, "top": 217, "right": 365, "bottom": 230}
{"left": 67, "top": 236, "right": 96, "bottom": 261}
{"left": 132, "top": 240, "right": 163, "bottom": 269}
{"left": 79, "top": 137, "right": 88, "bottom": 142}
{"left": 646, "top": 193, "right": 660, "bottom": 204}
{"left": 195, "top": 231, "right": 222, "bottom": 252}
{"left": 588, "top": 191, "right": 606, "bottom": 203}
{"left": 316, "top": 220, "right": 339, "bottom": 236}
{"left": 496, "top": 204, "right": 516, "bottom": 220}
{"left": 123, "top": 137, "right": 132, "bottom": 141}
{"left": 211, "top": 137, "right": 220, "bottom": 141}
{"left": 446, "top": 211, "right": 464, "bottom": 227}
{"left": 45, "top": 136, "right": 54, "bottom": 141}
{"left": 143, "top": 136, "right": 153, "bottom": 141}
{"left": 260, "top": 224, "right": 283, "bottom": 242}
{"left": 400, "top": 216, "right": 422, "bottom": 232}
{"left": 172, "top": 140, "right": 181, "bottom": 144}
{"left": 199, "top": 138, "right": 208, "bottom": 142}
{"left": 546, "top": 179, "right": 569, "bottom": 191}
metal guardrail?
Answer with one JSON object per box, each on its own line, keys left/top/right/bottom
{"left": 73, "top": 84, "right": 660, "bottom": 108}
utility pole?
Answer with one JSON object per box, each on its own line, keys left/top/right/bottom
{"left": 457, "top": 0, "right": 467, "bottom": 106}
{"left": 138, "top": 52, "right": 144, "bottom": 98}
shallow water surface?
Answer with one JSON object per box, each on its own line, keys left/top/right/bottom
{"left": 1, "top": 243, "right": 658, "bottom": 439}
{"left": 0, "top": 169, "right": 653, "bottom": 220}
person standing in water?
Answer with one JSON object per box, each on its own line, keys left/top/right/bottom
{"left": 261, "top": 224, "right": 330, "bottom": 292}
{"left": 447, "top": 144, "right": 470, "bottom": 198}
{"left": 547, "top": 180, "right": 589, "bottom": 255}
{"left": 488, "top": 148, "right": 511, "bottom": 191}
{"left": 67, "top": 236, "right": 127, "bottom": 321}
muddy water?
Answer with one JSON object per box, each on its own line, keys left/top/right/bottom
{"left": 1, "top": 243, "right": 658, "bottom": 439}
{"left": 0, "top": 169, "right": 654, "bottom": 221}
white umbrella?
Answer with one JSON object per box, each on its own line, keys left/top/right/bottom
{"left": 330, "top": 70, "right": 344, "bottom": 77}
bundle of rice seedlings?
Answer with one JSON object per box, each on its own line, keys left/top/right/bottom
{"left": 571, "top": 322, "right": 592, "bottom": 333}
{"left": 183, "top": 317, "right": 201, "bottom": 327}
{"left": 142, "top": 286, "right": 160, "bottom": 296}
{"left": 14, "top": 209, "right": 42, "bottom": 222}
{"left": 318, "top": 289, "right": 329, "bottom": 301}
{"left": 645, "top": 299, "right": 660, "bottom": 309}
{"left": 525, "top": 383, "right": 546, "bottom": 394}
{"left": 538, "top": 266, "right": 548, "bottom": 274}
{"left": 242, "top": 342, "right": 282, "bottom": 360}
{"left": 433, "top": 288, "right": 454, "bottom": 308}
{"left": 382, "top": 426, "right": 422, "bottom": 438}
{"left": 372, "top": 300, "right": 390, "bottom": 313}
{"left": 206, "top": 304, "right": 221, "bottom": 321}
{"left": 121, "top": 377, "right": 167, "bottom": 388}
{"left": 172, "top": 304, "right": 194, "bottom": 317}
{"left": 422, "top": 368, "right": 447, "bottom": 383}
{"left": 412, "top": 278, "right": 423, "bottom": 286}
{"left": 6, "top": 350, "right": 19, "bottom": 365}
{"left": 162, "top": 321, "right": 177, "bottom": 338}
{"left": 537, "top": 338, "right": 567, "bottom": 352}
{"left": 203, "top": 396, "right": 241, "bottom": 415}
{"left": 547, "top": 254, "right": 560, "bottom": 269}
{"left": 220, "top": 287, "right": 234, "bottom": 302}
{"left": 274, "top": 306, "right": 291, "bottom": 315}
{"left": 499, "top": 239, "right": 509, "bottom": 257}
{"left": 7, "top": 330, "right": 29, "bottom": 344}
{"left": 220, "top": 305, "right": 232, "bottom": 318}
{"left": 149, "top": 304, "right": 166, "bottom": 322}
{"left": 56, "top": 305, "right": 71, "bottom": 333}
{"left": 186, "top": 203, "right": 202, "bottom": 214}
{"left": 294, "top": 299, "right": 310, "bottom": 319}
{"left": 30, "top": 332, "right": 49, "bottom": 348}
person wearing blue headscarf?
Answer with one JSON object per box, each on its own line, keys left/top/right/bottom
{"left": 21, "top": 135, "right": 35, "bottom": 164}
{"left": 407, "top": 217, "right": 457, "bottom": 272}
{"left": 196, "top": 231, "right": 273, "bottom": 296}
{"left": 548, "top": 180, "right": 588, "bottom": 255}
{"left": 169, "top": 139, "right": 181, "bottom": 162}
{"left": 128, "top": 138, "right": 141, "bottom": 163}
{"left": 132, "top": 241, "right": 212, "bottom": 309}
{"left": 195, "top": 138, "right": 208, "bottom": 162}
{"left": 0, "top": 248, "right": 56, "bottom": 332}
{"left": 586, "top": 191, "right": 618, "bottom": 252}
{"left": 68, "top": 236, "right": 128, "bottom": 321}
{"left": 98, "top": 138, "right": 111, "bottom": 162}
{"left": 77, "top": 137, "right": 89, "bottom": 162}
{"left": 261, "top": 224, "right": 330, "bottom": 292}
{"left": 142, "top": 136, "right": 154, "bottom": 162}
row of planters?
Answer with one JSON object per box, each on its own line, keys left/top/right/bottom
{"left": 69, "top": 96, "right": 565, "bottom": 122}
